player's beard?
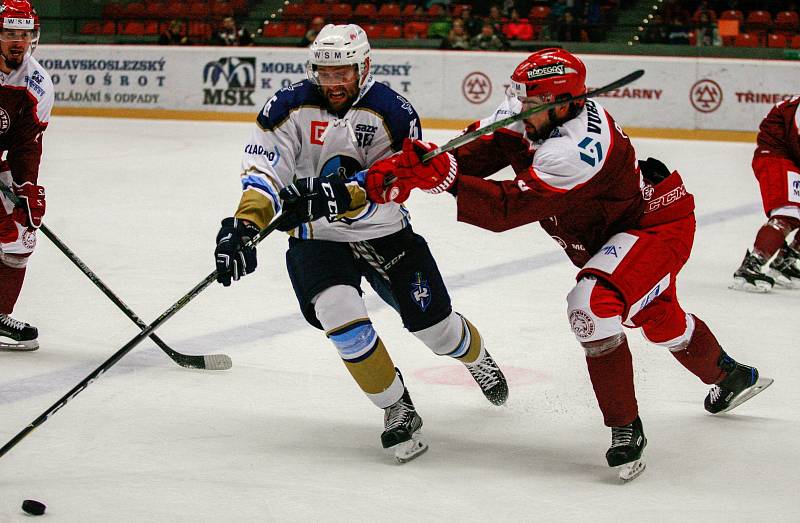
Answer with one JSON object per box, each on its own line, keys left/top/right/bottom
{"left": 322, "top": 82, "right": 359, "bottom": 112}
{"left": 1, "top": 44, "right": 27, "bottom": 70}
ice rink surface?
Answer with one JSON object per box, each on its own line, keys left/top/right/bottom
{"left": 0, "top": 117, "right": 797, "bottom": 522}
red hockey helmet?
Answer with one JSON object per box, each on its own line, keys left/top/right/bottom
{"left": 0, "top": 0, "right": 39, "bottom": 37}
{"left": 510, "top": 48, "right": 586, "bottom": 107}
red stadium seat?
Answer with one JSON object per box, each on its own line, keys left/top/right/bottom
{"left": 401, "top": 4, "right": 417, "bottom": 17}
{"left": 307, "top": 3, "right": 330, "bottom": 18}
{"left": 282, "top": 3, "right": 304, "bottom": 20}
{"left": 165, "top": 1, "right": 189, "bottom": 18}
{"left": 100, "top": 20, "right": 117, "bottom": 34}
{"left": 719, "top": 10, "right": 744, "bottom": 23}
{"left": 529, "top": 5, "right": 551, "bottom": 22}
{"left": 377, "top": 3, "right": 401, "bottom": 21}
{"left": 121, "top": 20, "right": 146, "bottom": 35}
{"left": 187, "top": 2, "right": 209, "bottom": 19}
{"left": 285, "top": 22, "right": 307, "bottom": 37}
{"left": 362, "top": 23, "right": 383, "bottom": 39}
{"left": 80, "top": 21, "right": 101, "bottom": 35}
{"left": 143, "top": 20, "right": 159, "bottom": 35}
{"left": 188, "top": 21, "right": 212, "bottom": 39}
{"left": 774, "top": 11, "right": 799, "bottom": 35}
{"left": 734, "top": 32, "right": 758, "bottom": 47}
{"left": 103, "top": 2, "right": 125, "bottom": 18}
{"left": 211, "top": 1, "right": 234, "bottom": 18}
{"left": 144, "top": 2, "right": 165, "bottom": 17}
{"left": 746, "top": 10, "right": 772, "bottom": 31}
{"left": 382, "top": 24, "right": 402, "bottom": 39}
{"left": 124, "top": 2, "right": 147, "bottom": 17}
{"left": 767, "top": 33, "right": 787, "bottom": 47}
{"left": 791, "top": 34, "right": 800, "bottom": 48}
{"left": 427, "top": 4, "right": 443, "bottom": 17}
{"left": 329, "top": 3, "right": 353, "bottom": 21}
{"left": 403, "top": 21, "right": 428, "bottom": 39}
{"left": 263, "top": 21, "right": 286, "bottom": 37}
{"left": 354, "top": 3, "right": 378, "bottom": 19}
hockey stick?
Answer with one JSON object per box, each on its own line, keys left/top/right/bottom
{"left": 420, "top": 69, "right": 645, "bottom": 162}
{"left": 0, "top": 213, "right": 289, "bottom": 459}
{"left": 0, "top": 184, "right": 231, "bottom": 370}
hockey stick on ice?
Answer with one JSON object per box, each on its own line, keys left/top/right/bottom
{"left": 0, "top": 213, "right": 290, "bottom": 459}
{"left": 419, "top": 69, "right": 645, "bottom": 162}
{"left": 0, "top": 184, "right": 231, "bottom": 370}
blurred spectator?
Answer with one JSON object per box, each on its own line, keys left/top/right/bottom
{"left": 503, "top": 8, "right": 534, "bottom": 41}
{"left": 692, "top": 1, "right": 717, "bottom": 24}
{"left": 641, "top": 14, "right": 669, "bottom": 44}
{"left": 460, "top": 5, "right": 484, "bottom": 37}
{"left": 300, "top": 16, "right": 325, "bottom": 47}
{"left": 667, "top": 15, "right": 690, "bottom": 45}
{"left": 487, "top": 4, "right": 511, "bottom": 48}
{"left": 210, "top": 16, "right": 253, "bottom": 46}
{"left": 470, "top": 22, "right": 506, "bottom": 50}
{"left": 501, "top": 0, "right": 516, "bottom": 17}
{"left": 441, "top": 18, "right": 471, "bottom": 49}
{"left": 695, "top": 11, "right": 721, "bottom": 46}
{"left": 557, "top": 10, "right": 582, "bottom": 41}
{"left": 158, "top": 19, "right": 188, "bottom": 45}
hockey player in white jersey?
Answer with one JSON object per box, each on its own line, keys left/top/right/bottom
{"left": 213, "top": 24, "right": 507, "bottom": 462}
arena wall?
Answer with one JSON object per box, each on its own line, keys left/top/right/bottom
{"left": 37, "top": 45, "right": 797, "bottom": 141}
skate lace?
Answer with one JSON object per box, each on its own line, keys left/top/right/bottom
{"left": 467, "top": 354, "right": 501, "bottom": 391}
{"left": 708, "top": 385, "right": 722, "bottom": 403}
{"left": 384, "top": 399, "right": 414, "bottom": 431}
{"left": 610, "top": 425, "right": 634, "bottom": 448}
{"left": 0, "top": 314, "right": 26, "bottom": 331}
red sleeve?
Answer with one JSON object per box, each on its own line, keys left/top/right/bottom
{"left": 754, "top": 99, "right": 799, "bottom": 166}
{"left": 455, "top": 168, "right": 571, "bottom": 232}
{"left": 7, "top": 96, "right": 47, "bottom": 186}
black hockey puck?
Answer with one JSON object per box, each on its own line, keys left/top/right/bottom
{"left": 21, "top": 499, "right": 46, "bottom": 516}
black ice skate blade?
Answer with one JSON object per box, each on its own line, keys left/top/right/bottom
{"left": 713, "top": 377, "right": 774, "bottom": 414}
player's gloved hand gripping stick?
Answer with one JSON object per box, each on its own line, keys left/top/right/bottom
{"left": 371, "top": 69, "right": 645, "bottom": 202}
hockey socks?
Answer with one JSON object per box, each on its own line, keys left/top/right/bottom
{"left": 585, "top": 337, "right": 638, "bottom": 427}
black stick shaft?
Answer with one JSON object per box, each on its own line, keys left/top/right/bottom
{"left": 0, "top": 183, "right": 190, "bottom": 366}
{"left": 421, "top": 69, "right": 646, "bottom": 161}
{"left": 0, "top": 215, "right": 285, "bottom": 459}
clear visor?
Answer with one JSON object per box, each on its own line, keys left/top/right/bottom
{"left": 310, "top": 64, "right": 359, "bottom": 86}
{"left": 0, "top": 27, "right": 37, "bottom": 43}
{"left": 518, "top": 94, "right": 554, "bottom": 112}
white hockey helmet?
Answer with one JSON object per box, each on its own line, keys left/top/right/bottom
{"left": 307, "top": 24, "right": 371, "bottom": 88}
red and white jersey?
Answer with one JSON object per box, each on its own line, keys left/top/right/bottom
{"left": 453, "top": 97, "right": 692, "bottom": 267}
{"left": 754, "top": 96, "right": 800, "bottom": 168}
{"left": 751, "top": 97, "right": 800, "bottom": 214}
{"left": 0, "top": 54, "right": 54, "bottom": 186}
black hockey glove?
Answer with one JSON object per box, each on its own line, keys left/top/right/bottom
{"left": 277, "top": 176, "right": 352, "bottom": 232}
{"left": 215, "top": 217, "right": 260, "bottom": 286}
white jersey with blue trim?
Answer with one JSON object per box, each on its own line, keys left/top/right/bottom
{"left": 239, "top": 75, "right": 420, "bottom": 241}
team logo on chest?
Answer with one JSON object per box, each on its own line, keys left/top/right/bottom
{"left": 310, "top": 121, "right": 329, "bottom": 145}
{"left": 410, "top": 272, "right": 432, "bottom": 312}
{"left": 0, "top": 107, "right": 10, "bottom": 135}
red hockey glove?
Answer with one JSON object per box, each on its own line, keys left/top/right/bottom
{"left": 395, "top": 138, "right": 458, "bottom": 195}
{"left": 12, "top": 183, "right": 46, "bottom": 229}
{"left": 364, "top": 155, "right": 414, "bottom": 204}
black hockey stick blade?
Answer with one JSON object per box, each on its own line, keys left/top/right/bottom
{"left": 421, "top": 69, "right": 645, "bottom": 162}
{"left": 0, "top": 214, "right": 288, "bottom": 460}
{"left": 0, "top": 184, "right": 231, "bottom": 371}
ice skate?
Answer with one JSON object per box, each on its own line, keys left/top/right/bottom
{"left": 705, "top": 353, "right": 773, "bottom": 414}
{"left": 465, "top": 348, "right": 508, "bottom": 406}
{"left": 0, "top": 313, "right": 39, "bottom": 351}
{"left": 381, "top": 371, "right": 428, "bottom": 463}
{"left": 731, "top": 250, "right": 774, "bottom": 292}
{"left": 768, "top": 242, "right": 800, "bottom": 289}
{"left": 606, "top": 416, "right": 647, "bottom": 482}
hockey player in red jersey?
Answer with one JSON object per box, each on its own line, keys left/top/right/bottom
{"left": 0, "top": 0, "right": 52, "bottom": 351}
{"left": 732, "top": 97, "right": 800, "bottom": 292}
{"left": 363, "top": 48, "right": 773, "bottom": 480}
